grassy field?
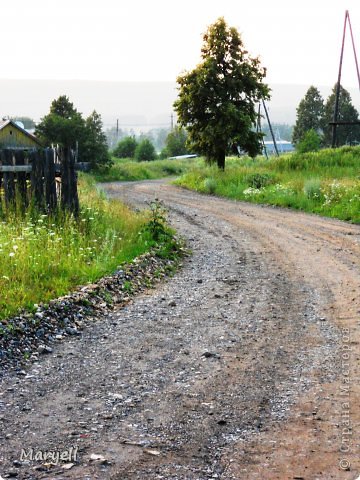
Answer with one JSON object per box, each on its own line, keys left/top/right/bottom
{"left": 174, "top": 146, "right": 360, "bottom": 223}
{"left": 0, "top": 175, "right": 175, "bottom": 320}
{"left": 92, "top": 156, "right": 195, "bottom": 182}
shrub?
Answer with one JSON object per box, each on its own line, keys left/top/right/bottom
{"left": 203, "top": 177, "right": 217, "bottom": 194}
{"left": 296, "top": 129, "right": 321, "bottom": 153}
{"left": 113, "top": 136, "right": 138, "bottom": 158}
{"left": 244, "top": 172, "right": 275, "bottom": 189}
{"left": 303, "top": 178, "right": 322, "bottom": 199}
{"left": 135, "top": 139, "right": 157, "bottom": 161}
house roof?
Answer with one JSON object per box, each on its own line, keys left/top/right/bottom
{"left": 0, "top": 119, "right": 42, "bottom": 146}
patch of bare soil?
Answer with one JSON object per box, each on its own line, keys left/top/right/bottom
{"left": 0, "top": 179, "right": 359, "bottom": 480}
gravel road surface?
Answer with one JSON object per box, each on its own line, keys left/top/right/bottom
{"left": 0, "top": 179, "right": 359, "bottom": 480}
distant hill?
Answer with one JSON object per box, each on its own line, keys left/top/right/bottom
{"left": 0, "top": 79, "right": 359, "bottom": 129}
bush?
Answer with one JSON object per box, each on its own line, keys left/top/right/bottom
{"left": 296, "top": 129, "right": 321, "bottom": 153}
{"left": 244, "top": 172, "right": 275, "bottom": 189}
{"left": 203, "top": 177, "right": 217, "bottom": 194}
{"left": 303, "top": 178, "right": 322, "bottom": 199}
{"left": 113, "top": 136, "right": 138, "bottom": 158}
{"left": 164, "top": 126, "right": 189, "bottom": 157}
{"left": 135, "top": 138, "right": 157, "bottom": 161}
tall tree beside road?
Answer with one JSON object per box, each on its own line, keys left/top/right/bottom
{"left": 174, "top": 17, "right": 269, "bottom": 169}
{"left": 292, "top": 86, "right": 324, "bottom": 144}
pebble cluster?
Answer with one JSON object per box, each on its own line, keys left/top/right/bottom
{"left": 0, "top": 243, "right": 185, "bottom": 375}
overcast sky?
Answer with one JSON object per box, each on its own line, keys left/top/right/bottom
{"left": 2, "top": 0, "right": 360, "bottom": 89}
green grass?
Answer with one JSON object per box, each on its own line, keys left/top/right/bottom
{"left": 92, "top": 156, "right": 196, "bottom": 182}
{"left": 0, "top": 175, "right": 172, "bottom": 320}
{"left": 174, "top": 146, "right": 360, "bottom": 223}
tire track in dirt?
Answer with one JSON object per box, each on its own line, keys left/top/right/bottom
{"left": 0, "top": 179, "right": 358, "bottom": 480}
{"left": 103, "top": 179, "right": 360, "bottom": 479}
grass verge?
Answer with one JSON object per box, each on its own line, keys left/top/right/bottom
{"left": 174, "top": 146, "right": 360, "bottom": 223}
{"left": 0, "top": 175, "right": 181, "bottom": 320}
{"left": 92, "top": 156, "right": 196, "bottom": 182}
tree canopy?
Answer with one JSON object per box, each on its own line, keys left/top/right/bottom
{"left": 134, "top": 138, "right": 156, "bottom": 161}
{"left": 36, "top": 96, "right": 111, "bottom": 171}
{"left": 113, "top": 136, "right": 138, "bottom": 158}
{"left": 174, "top": 17, "right": 269, "bottom": 169}
{"left": 322, "top": 84, "right": 360, "bottom": 147}
{"left": 162, "top": 126, "right": 189, "bottom": 157}
{"left": 292, "top": 86, "right": 324, "bottom": 144}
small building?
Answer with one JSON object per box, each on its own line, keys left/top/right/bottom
{"left": 264, "top": 140, "right": 294, "bottom": 155}
{"left": 0, "top": 119, "right": 42, "bottom": 149}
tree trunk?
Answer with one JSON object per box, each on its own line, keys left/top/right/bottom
{"left": 217, "top": 150, "right": 226, "bottom": 170}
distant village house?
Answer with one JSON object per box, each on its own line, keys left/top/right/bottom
{"left": 0, "top": 119, "right": 41, "bottom": 149}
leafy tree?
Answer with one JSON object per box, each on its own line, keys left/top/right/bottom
{"left": 36, "top": 96, "right": 111, "bottom": 170}
{"left": 174, "top": 17, "right": 269, "bottom": 169}
{"left": 292, "top": 86, "right": 324, "bottom": 144}
{"left": 135, "top": 138, "right": 156, "bottom": 161}
{"left": 113, "top": 136, "right": 138, "bottom": 158}
{"left": 83, "top": 111, "right": 112, "bottom": 171}
{"left": 35, "top": 95, "right": 86, "bottom": 151}
{"left": 162, "top": 126, "right": 189, "bottom": 157}
{"left": 296, "top": 129, "right": 321, "bottom": 153}
{"left": 322, "top": 84, "right": 360, "bottom": 147}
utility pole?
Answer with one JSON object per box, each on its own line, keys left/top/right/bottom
{"left": 262, "top": 100, "right": 279, "bottom": 157}
{"left": 332, "top": 11, "right": 348, "bottom": 148}
{"left": 257, "top": 103, "right": 268, "bottom": 159}
{"left": 331, "top": 10, "right": 360, "bottom": 147}
{"left": 170, "top": 113, "right": 174, "bottom": 131}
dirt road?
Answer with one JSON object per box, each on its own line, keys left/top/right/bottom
{"left": 0, "top": 179, "right": 359, "bottom": 479}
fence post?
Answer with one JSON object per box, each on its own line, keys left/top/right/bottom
{"left": 14, "top": 150, "right": 28, "bottom": 209}
{"left": 2, "top": 149, "right": 15, "bottom": 207}
{"left": 44, "top": 148, "right": 57, "bottom": 212}
{"left": 61, "top": 146, "right": 79, "bottom": 216}
{"left": 30, "top": 149, "right": 45, "bottom": 209}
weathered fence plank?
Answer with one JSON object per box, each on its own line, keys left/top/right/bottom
{"left": 2, "top": 150, "right": 15, "bottom": 206}
{"left": 61, "top": 147, "right": 79, "bottom": 215}
{"left": 44, "top": 148, "right": 57, "bottom": 211}
{"left": 30, "top": 150, "right": 45, "bottom": 209}
{"left": 0, "top": 165, "right": 32, "bottom": 172}
{"left": 0, "top": 147, "right": 81, "bottom": 215}
{"left": 14, "top": 150, "right": 28, "bottom": 208}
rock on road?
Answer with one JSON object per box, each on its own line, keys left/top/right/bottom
{"left": 0, "top": 179, "right": 359, "bottom": 480}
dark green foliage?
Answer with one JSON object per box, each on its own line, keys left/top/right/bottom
{"left": 113, "top": 136, "right": 138, "bottom": 158}
{"left": 296, "top": 129, "right": 321, "bottom": 153}
{"left": 162, "top": 126, "right": 189, "bottom": 157}
{"left": 244, "top": 172, "right": 275, "bottom": 188}
{"left": 142, "top": 199, "right": 171, "bottom": 242}
{"left": 292, "top": 86, "right": 324, "bottom": 144}
{"left": 36, "top": 96, "right": 86, "bottom": 149}
{"left": 83, "top": 111, "right": 113, "bottom": 171}
{"left": 35, "top": 96, "right": 111, "bottom": 171}
{"left": 174, "top": 17, "right": 269, "bottom": 170}
{"left": 135, "top": 138, "right": 156, "bottom": 161}
{"left": 322, "top": 84, "right": 360, "bottom": 147}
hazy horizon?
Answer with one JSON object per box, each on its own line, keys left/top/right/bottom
{"left": 2, "top": 79, "right": 360, "bottom": 131}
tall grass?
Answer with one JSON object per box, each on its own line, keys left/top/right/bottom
{"left": 92, "top": 157, "right": 195, "bottom": 182}
{"left": 0, "top": 175, "right": 157, "bottom": 319}
{"left": 175, "top": 146, "right": 360, "bottom": 223}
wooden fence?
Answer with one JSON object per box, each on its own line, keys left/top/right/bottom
{"left": 0, "top": 147, "right": 87, "bottom": 215}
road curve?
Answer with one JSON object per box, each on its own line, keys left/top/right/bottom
{"left": 104, "top": 179, "right": 360, "bottom": 479}
{"left": 0, "top": 179, "right": 358, "bottom": 480}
